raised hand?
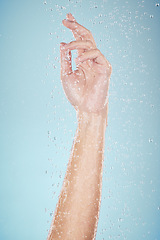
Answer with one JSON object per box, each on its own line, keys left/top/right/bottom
{"left": 47, "top": 14, "right": 111, "bottom": 240}
{"left": 60, "top": 13, "right": 112, "bottom": 117}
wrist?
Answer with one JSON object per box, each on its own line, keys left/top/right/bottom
{"left": 76, "top": 108, "right": 108, "bottom": 130}
{"left": 76, "top": 101, "right": 109, "bottom": 126}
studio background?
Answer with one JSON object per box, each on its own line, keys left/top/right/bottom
{"left": 0, "top": 0, "right": 160, "bottom": 239}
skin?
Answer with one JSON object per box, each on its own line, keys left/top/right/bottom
{"left": 47, "top": 13, "right": 112, "bottom": 240}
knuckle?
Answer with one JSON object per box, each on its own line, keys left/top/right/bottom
{"left": 86, "top": 40, "right": 94, "bottom": 48}
{"left": 108, "top": 61, "right": 112, "bottom": 70}
{"left": 109, "top": 64, "right": 112, "bottom": 72}
{"left": 86, "top": 29, "right": 92, "bottom": 37}
{"left": 95, "top": 48, "right": 101, "bottom": 54}
{"left": 106, "top": 61, "right": 112, "bottom": 74}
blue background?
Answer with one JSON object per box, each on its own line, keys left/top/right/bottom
{"left": 0, "top": 0, "right": 160, "bottom": 239}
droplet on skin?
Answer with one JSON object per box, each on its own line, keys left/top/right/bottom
{"left": 155, "top": 3, "right": 159, "bottom": 7}
{"left": 150, "top": 15, "right": 154, "bottom": 18}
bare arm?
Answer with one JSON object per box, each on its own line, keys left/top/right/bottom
{"left": 47, "top": 13, "right": 112, "bottom": 240}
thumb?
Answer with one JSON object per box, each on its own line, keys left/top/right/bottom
{"left": 60, "top": 42, "right": 72, "bottom": 79}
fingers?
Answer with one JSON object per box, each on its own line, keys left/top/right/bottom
{"left": 62, "top": 19, "right": 89, "bottom": 37}
{"left": 61, "top": 14, "right": 111, "bottom": 74}
{"left": 66, "top": 13, "right": 76, "bottom": 22}
{"left": 75, "top": 49, "right": 107, "bottom": 66}
{"left": 66, "top": 13, "right": 81, "bottom": 43}
{"left": 64, "top": 40, "right": 94, "bottom": 51}
{"left": 62, "top": 16, "right": 96, "bottom": 46}
{"left": 60, "top": 42, "right": 72, "bottom": 77}
{"left": 63, "top": 13, "right": 96, "bottom": 58}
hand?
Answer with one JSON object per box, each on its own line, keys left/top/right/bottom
{"left": 60, "top": 13, "right": 112, "bottom": 117}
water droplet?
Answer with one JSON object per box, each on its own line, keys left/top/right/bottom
{"left": 150, "top": 15, "right": 154, "bottom": 19}
{"left": 43, "top": 1, "right": 47, "bottom": 4}
{"left": 158, "top": 206, "right": 160, "bottom": 210}
{"left": 149, "top": 138, "right": 153, "bottom": 143}
{"left": 58, "top": 5, "right": 66, "bottom": 10}
{"left": 155, "top": 3, "right": 159, "bottom": 7}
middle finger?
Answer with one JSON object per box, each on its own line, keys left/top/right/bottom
{"left": 62, "top": 19, "right": 96, "bottom": 46}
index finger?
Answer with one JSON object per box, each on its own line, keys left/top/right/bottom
{"left": 62, "top": 19, "right": 96, "bottom": 46}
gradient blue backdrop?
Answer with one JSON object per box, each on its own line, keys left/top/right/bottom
{"left": 0, "top": 0, "right": 160, "bottom": 239}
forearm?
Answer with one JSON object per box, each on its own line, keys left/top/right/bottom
{"left": 48, "top": 111, "right": 107, "bottom": 240}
